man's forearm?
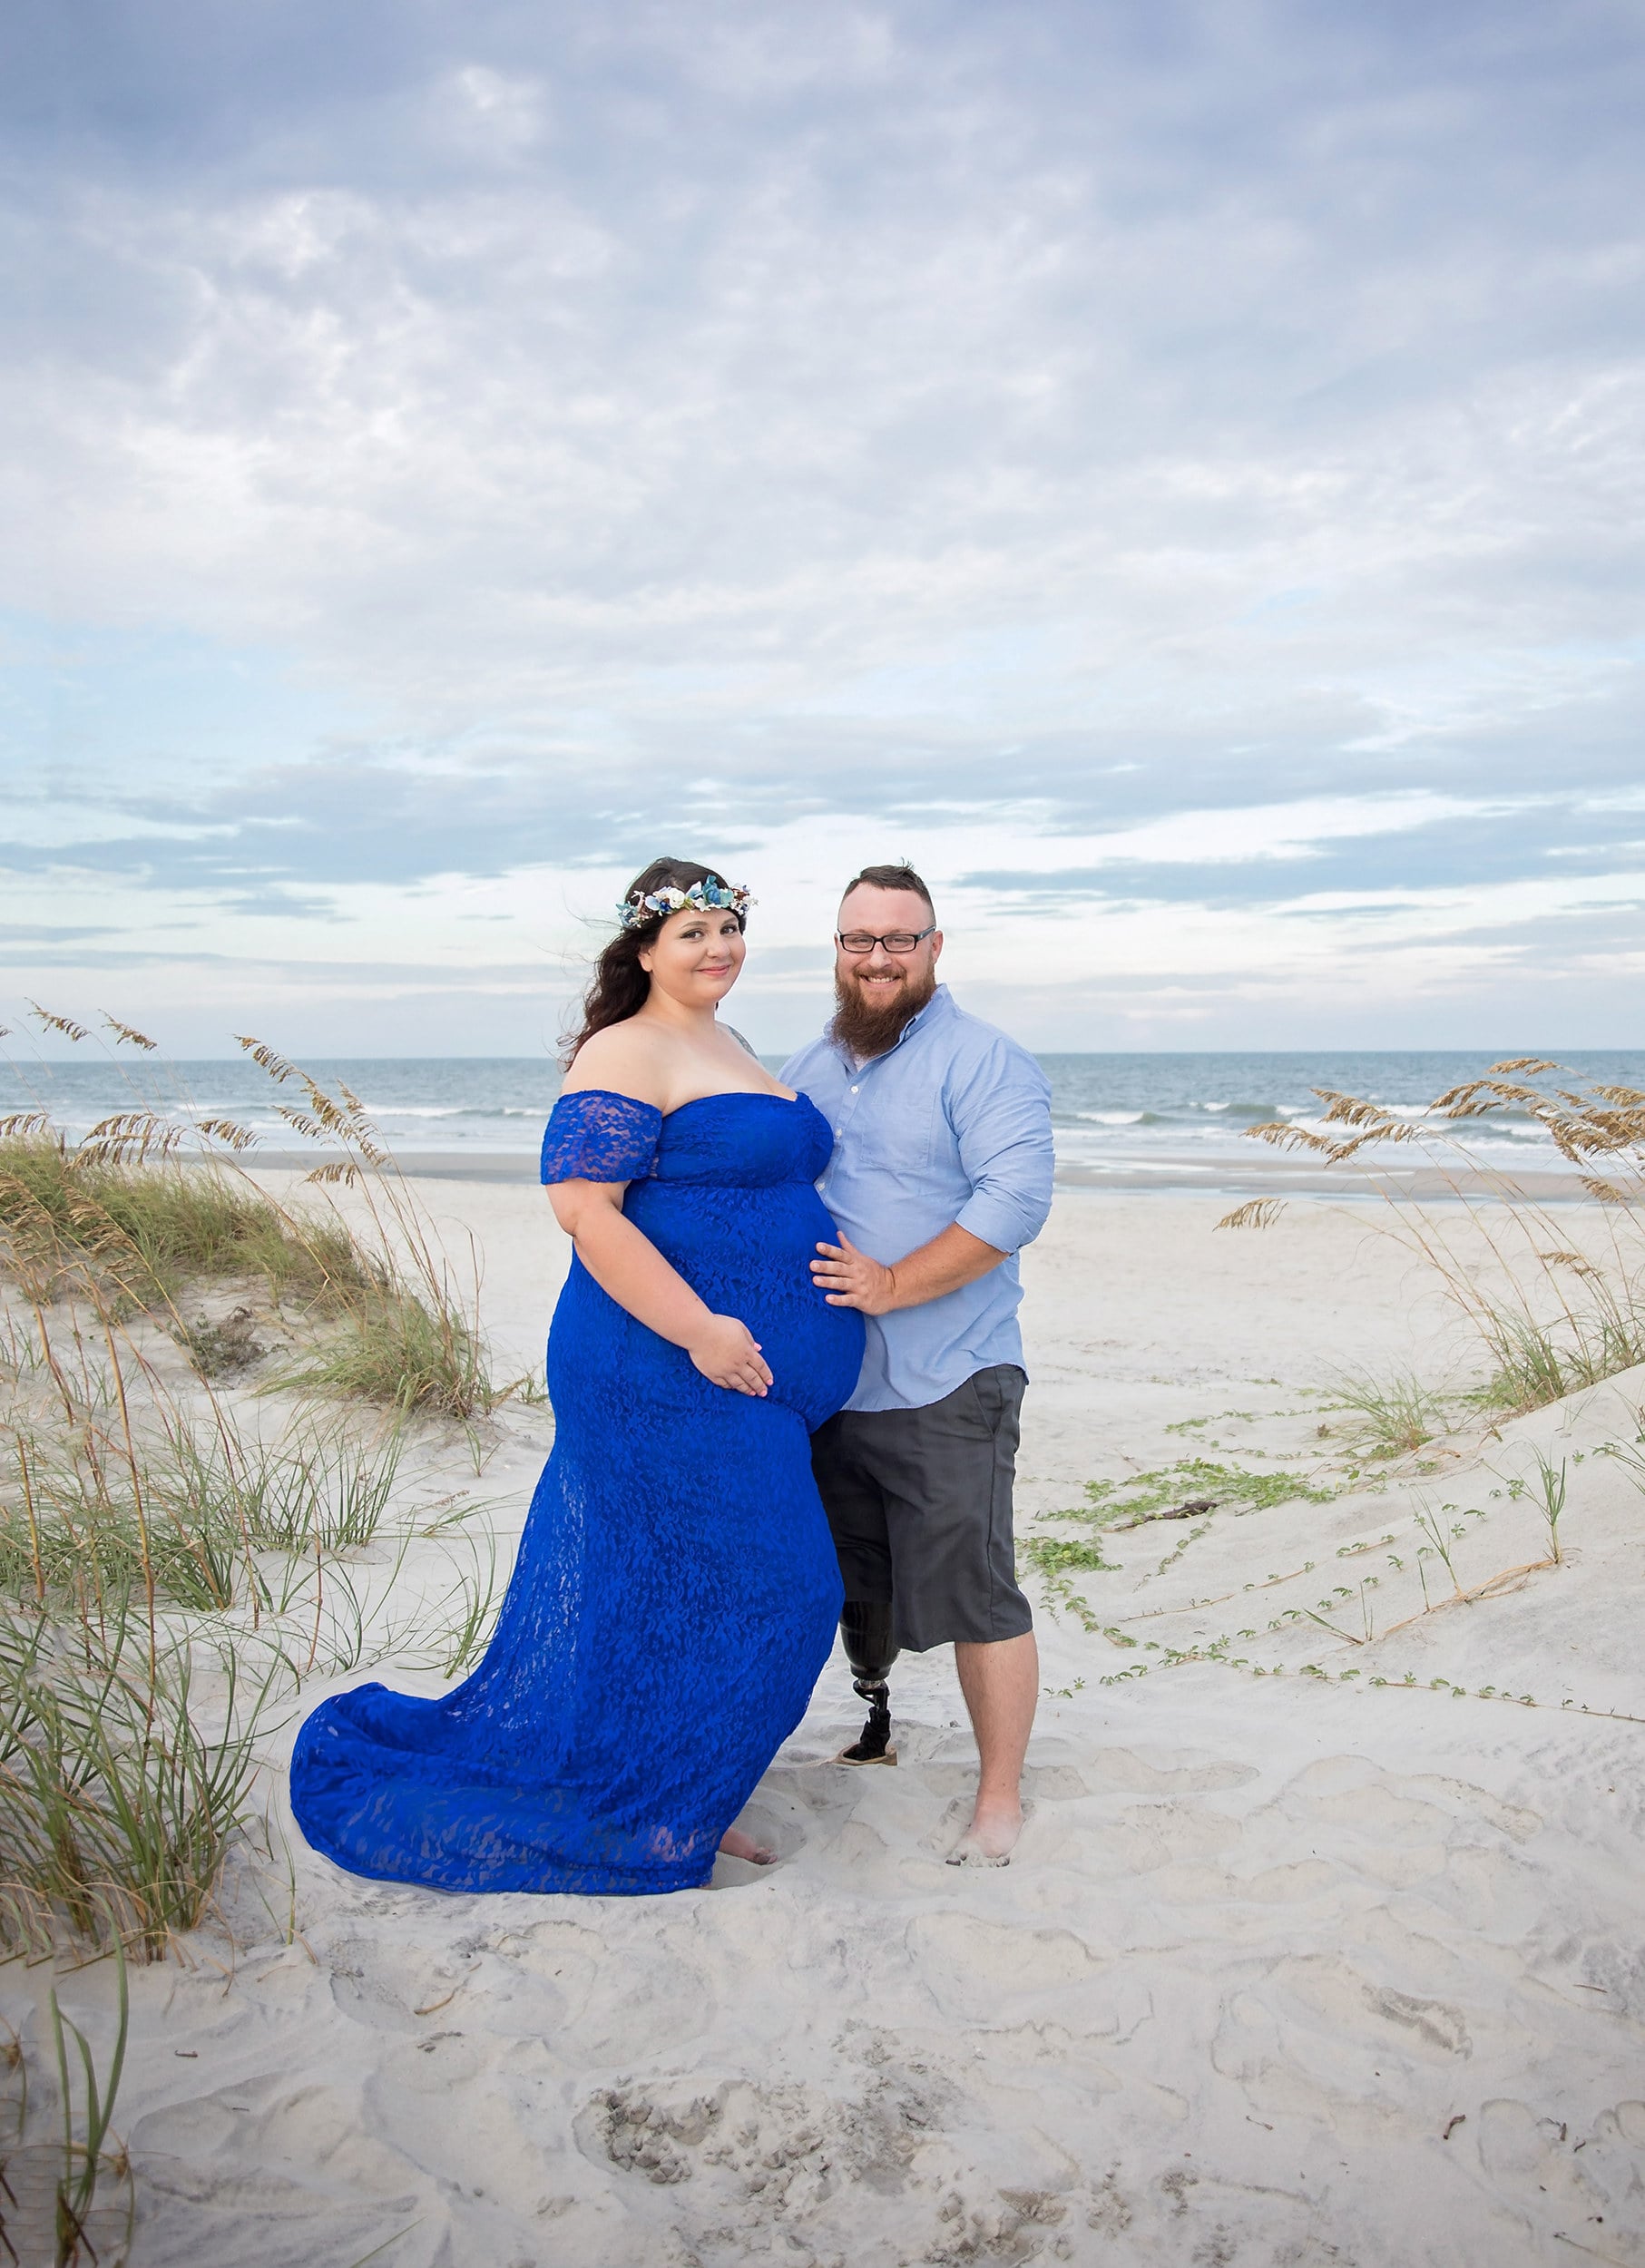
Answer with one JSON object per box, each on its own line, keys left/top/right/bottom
{"left": 811, "top": 1220, "right": 1009, "bottom": 1315}
{"left": 884, "top": 1222, "right": 1006, "bottom": 1310}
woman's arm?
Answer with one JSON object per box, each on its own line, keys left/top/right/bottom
{"left": 548, "top": 1178, "right": 773, "bottom": 1396}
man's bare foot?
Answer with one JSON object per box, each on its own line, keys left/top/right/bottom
{"left": 719, "top": 1826, "right": 776, "bottom": 1865}
{"left": 945, "top": 1798, "right": 1027, "bottom": 1868}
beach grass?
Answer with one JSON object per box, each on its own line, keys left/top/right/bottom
{"left": 1326, "top": 1368, "right": 1450, "bottom": 1459}
{"left": 0, "top": 1017, "right": 520, "bottom": 1964}
{"left": 0, "top": 1272, "right": 494, "bottom": 1960}
{"left": 0, "top": 1120, "right": 494, "bottom": 1423}
{"left": 0, "top": 1268, "right": 284, "bottom": 1965}
{"left": 0, "top": 1129, "right": 367, "bottom": 1316}
{"left": 1467, "top": 1297, "right": 1645, "bottom": 1413}
{"left": 1, "top": 1024, "right": 511, "bottom": 1423}
{"left": 1236, "top": 1061, "right": 1645, "bottom": 1414}
{"left": 0, "top": 1607, "right": 271, "bottom": 1962}
{"left": 274, "top": 1281, "right": 492, "bottom": 1420}
{"left": 0, "top": 1932, "right": 135, "bottom": 2263}
{"left": 0, "top": 1270, "right": 495, "bottom": 1962}
{"left": 0, "top": 1399, "right": 405, "bottom": 1618}
{"left": 48, "top": 1934, "right": 133, "bottom": 2263}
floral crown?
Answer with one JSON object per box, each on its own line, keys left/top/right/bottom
{"left": 616, "top": 877, "right": 753, "bottom": 930}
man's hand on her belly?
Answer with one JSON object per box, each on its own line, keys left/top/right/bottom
{"left": 810, "top": 1222, "right": 1006, "bottom": 1315}
{"left": 811, "top": 1232, "right": 900, "bottom": 1315}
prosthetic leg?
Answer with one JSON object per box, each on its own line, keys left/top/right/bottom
{"left": 836, "top": 1599, "right": 899, "bottom": 1765}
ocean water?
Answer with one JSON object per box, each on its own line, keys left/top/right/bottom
{"left": 3, "top": 1048, "right": 1640, "bottom": 1188}
{"left": 1036, "top": 1050, "right": 1645, "bottom": 1181}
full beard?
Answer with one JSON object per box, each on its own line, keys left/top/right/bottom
{"left": 830, "top": 963, "right": 938, "bottom": 1060}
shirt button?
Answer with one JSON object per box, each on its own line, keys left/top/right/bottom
{"left": 849, "top": 1085, "right": 859, "bottom": 1094}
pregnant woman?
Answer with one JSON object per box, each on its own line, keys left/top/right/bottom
{"left": 289, "top": 859, "right": 864, "bottom": 1893}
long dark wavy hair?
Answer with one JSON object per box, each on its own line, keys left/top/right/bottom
{"left": 563, "top": 856, "right": 745, "bottom": 1064}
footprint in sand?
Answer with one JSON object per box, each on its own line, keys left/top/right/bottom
{"left": 325, "top": 1938, "right": 429, "bottom": 2034}
{"left": 1081, "top": 1745, "right": 1259, "bottom": 1795}
{"left": 514, "top": 1926, "right": 717, "bottom": 2059}
{"left": 913, "top": 1760, "right": 1092, "bottom": 1801}
{"left": 130, "top": 2082, "right": 425, "bottom": 2267}
{"left": 906, "top": 1913, "right": 1107, "bottom": 2024}
{"left": 574, "top": 2068, "right": 940, "bottom": 2203}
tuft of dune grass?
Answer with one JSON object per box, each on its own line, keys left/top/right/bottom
{"left": 0, "top": 1134, "right": 369, "bottom": 1315}
{"left": 1469, "top": 1303, "right": 1645, "bottom": 1414}
{"left": 0, "top": 1606, "right": 269, "bottom": 1962}
{"left": 275, "top": 1285, "right": 492, "bottom": 1421}
{"left": 0, "top": 1129, "right": 510, "bottom": 1423}
{"left": 1327, "top": 1368, "right": 1450, "bottom": 1459}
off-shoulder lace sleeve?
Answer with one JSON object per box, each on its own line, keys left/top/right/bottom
{"left": 540, "top": 1089, "right": 663, "bottom": 1185}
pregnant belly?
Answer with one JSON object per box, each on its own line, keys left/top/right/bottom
{"left": 625, "top": 1180, "right": 865, "bottom": 1430}
{"left": 744, "top": 1286, "right": 863, "bottom": 1431}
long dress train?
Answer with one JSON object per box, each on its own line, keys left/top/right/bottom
{"left": 288, "top": 1089, "right": 864, "bottom": 1895}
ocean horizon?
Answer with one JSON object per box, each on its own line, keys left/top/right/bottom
{"left": 4, "top": 1047, "right": 1639, "bottom": 1191}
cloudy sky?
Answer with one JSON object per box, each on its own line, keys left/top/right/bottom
{"left": 4, "top": 0, "right": 1642, "bottom": 1057}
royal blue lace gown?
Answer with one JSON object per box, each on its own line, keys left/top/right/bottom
{"left": 289, "top": 1089, "right": 864, "bottom": 1895}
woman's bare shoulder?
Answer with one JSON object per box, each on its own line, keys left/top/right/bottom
{"left": 559, "top": 1022, "right": 671, "bottom": 1107}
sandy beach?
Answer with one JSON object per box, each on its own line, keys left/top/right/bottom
{"left": 4, "top": 1178, "right": 1642, "bottom": 2267}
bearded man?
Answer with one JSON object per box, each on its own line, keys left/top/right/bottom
{"left": 782, "top": 863, "right": 1055, "bottom": 1865}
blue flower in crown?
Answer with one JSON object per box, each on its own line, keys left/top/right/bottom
{"left": 615, "top": 879, "right": 754, "bottom": 930}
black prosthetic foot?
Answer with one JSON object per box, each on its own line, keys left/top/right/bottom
{"left": 839, "top": 1680, "right": 895, "bottom": 1765}
{"left": 837, "top": 1598, "right": 899, "bottom": 1767}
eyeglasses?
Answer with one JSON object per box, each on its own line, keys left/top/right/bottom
{"left": 836, "top": 926, "right": 935, "bottom": 955}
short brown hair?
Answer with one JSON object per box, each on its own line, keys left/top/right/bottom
{"left": 840, "top": 862, "right": 935, "bottom": 918}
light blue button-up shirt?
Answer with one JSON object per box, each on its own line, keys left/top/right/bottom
{"left": 782, "top": 985, "right": 1054, "bottom": 1413}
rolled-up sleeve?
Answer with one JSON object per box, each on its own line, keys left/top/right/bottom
{"left": 949, "top": 1041, "right": 1055, "bottom": 1254}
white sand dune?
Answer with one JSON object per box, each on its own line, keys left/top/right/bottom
{"left": 4, "top": 1189, "right": 1642, "bottom": 2266}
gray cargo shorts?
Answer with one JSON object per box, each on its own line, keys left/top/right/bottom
{"left": 808, "top": 1364, "right": 1033, "bottom": 1654}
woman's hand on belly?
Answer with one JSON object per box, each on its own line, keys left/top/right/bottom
{"left": 686, "top": 1313, "right": 774, "bottom": 1397}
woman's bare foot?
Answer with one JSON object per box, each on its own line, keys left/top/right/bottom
{"left": 945, "top": 1797, "right": 1026, "bottom": 1868}
{"left": 718, "top": 1826, "right": 776, "bottom": 1865}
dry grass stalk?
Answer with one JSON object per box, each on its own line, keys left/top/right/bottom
{"left": 1215, "top": 1198, "right": 1285, "bottom": 1231}
{"left": 230, "top": 1033, "right": 509, "bottom": 1418}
